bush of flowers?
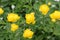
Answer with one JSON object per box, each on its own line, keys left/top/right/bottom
{"left": 0, "top": 0, "right": 60, "bottom": 40}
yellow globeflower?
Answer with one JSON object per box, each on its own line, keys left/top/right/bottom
{"left": 51, "top": 19, "right": 56, "bottom": 22}
{"left": 48, "top": 2, "right": 51, "bottom": 5}
{"left": 23, "top": 29, "right": 34, "bottom": 39}
{"left": 0, "top": 8, "right": 4, "bottom": 14}
{"left": 25, "top": 12, "right": 35, "bottom": 24}
{"left": 50, "top": 11, "right": 60, "bottom": 22}
{"left": 7, "top": 13, "right": 20, "bottom": 22}
{"left": 11, "top": 24, "right": 19, "bottom": 32}
{"left": 39, "top": 4, "right": 50, "bottom": 15}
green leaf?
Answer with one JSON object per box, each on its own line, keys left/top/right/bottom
{"left": 53, "top": 25, "right": 60, "bottom": 35}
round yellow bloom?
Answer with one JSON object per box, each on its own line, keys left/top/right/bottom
{"left": 7, "top": 13, "right": 20, "bottom": 22}
{"left": 48, "top": 2, "right": 51, "bottom": 5}
{"left": 11, "top": 24, "right": 19, "bottom": 32}
{"left": 25, "top": 12, "right": 35, "bottom": 24}
{"left": 51, "top": 19, "right": 56, "bottom": 22}
{"left": 23, "top": 29, "right": 34, "bottom": 39}
{"left": 50, "top": 11, "right": 60, "bottom": 22}
{"left": 39, "top": 4, "right": 50, "bottom": 15}
{"left": 0, "top": 8, "right": 4, "bottom": 14}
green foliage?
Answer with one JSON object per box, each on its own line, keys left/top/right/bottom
{"left": 0, "top": 0, "right": 60, "bottom": 40}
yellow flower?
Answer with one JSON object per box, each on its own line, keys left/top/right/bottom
{"left": 0, "top": 8, "right": 4, "bottom": 14}
{"left": 51, "top": 19, "right": 56, "bottom": 22}
{"left": 39, "top": 4, "right": 50, "bottom": 15}
{"left": 48, "top": 2, "right": 51, "bottom": 5}
{"left": 25, "top": 12, "right": 35, "bottom": 24}
{"left": 7, "top": 13, "right": 20, "bottom": 22}
{"left": 23, "top": 29, "right": 34, "bottom": 39}
{"left": 11, "top": 24, "right": 19, "bottom": 32}
{"left": 50, "top": 11, "right": 60, "bottom": 22}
